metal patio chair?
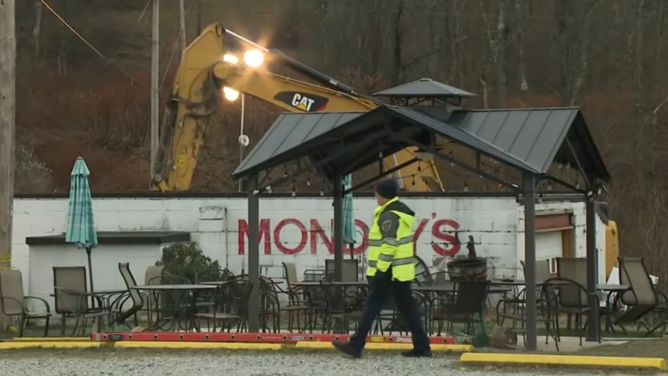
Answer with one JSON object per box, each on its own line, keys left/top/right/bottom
{"left": 53, "top": 266, "right": 104, "bottom": 336}
{"left": 431, "top": 280, "right": 490, "bottom": 337}
{"left": 0, "top": 269, "right": 51, "bottom": 337}
{"left": 613, "top": 257, "right": 658, "bottom": 334}
{"left": 541, "top": 277, "right": 590, "bottom": 351}
{"left": 557, "top": 258, "right": 589, "bottom": 329}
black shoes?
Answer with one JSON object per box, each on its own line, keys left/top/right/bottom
{"left": 332, "top": 340, "right": 362, "bottom": 358}
{"left": 401, "top": 348, "right": 433, "bottom": 358}
{"left": 332, "top": 340, "right": 433, "bottom": 359}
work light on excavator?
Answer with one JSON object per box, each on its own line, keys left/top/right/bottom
{"left": 222, "top": 54, "right": 239, "bottom": 64}
{"left": 223, "top": 87, "right": 240, "bottom": 101}
{"left": 243, "top": 49, "right": 264, "bottom": 68}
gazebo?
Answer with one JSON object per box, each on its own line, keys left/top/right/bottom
{"left": 232, "top": 79, "right": 610, "bottom": 350}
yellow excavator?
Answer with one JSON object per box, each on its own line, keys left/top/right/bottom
{"left": 151, "top": 23, "right": 445, "bottom": 192}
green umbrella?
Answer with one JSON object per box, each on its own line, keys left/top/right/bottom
{"left": 342, "top": 175, "right": 356, "bottom": 258}
{"left": 65, "top": 157, "right": 98, "bottom": 293}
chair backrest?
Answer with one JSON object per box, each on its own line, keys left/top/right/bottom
{"left": 618, "top": 257, "right": 657, "bottom": 307}
{"left": 521, "top": 259, "right": 551, "bottom": 283}
{"left": 119, "top": 263, "right": 138, "bottom": 288}
{"left": 556, "top": 257, "right": 587, "bottom": 287}
{"left": 319, "top": 281, "right": 348, "bottom": 312}
{"left": 144, "top": 265, "right": 164, "bottom": 285}
{"left": 117, "top": 263, "right": 143, "bottom": 323}
{"left": 325, "top": 259, "right": 359, "bottom": 281}
{"left": 429, "top": 271, "right": 448, "bottom": 286}
{"left": 556, "top": 258, "right": 588, "bottom": 307}
{"left": 542, "top": 277, "right": 588, "bottom": 310}
{"left": 259, "top": 276, "right": 278, "bottom": 295}
{"left": 412, "top": 256, "right": 431, "bottom": 285}
{"left": 282, "top": 262, "right": 299, "bottom": 286}
{"left": 229, "top": 279, "right": 253, "bottom": 315}
{"left": 53, "top": 266, "right": 88, "bottom": 314}
{"left": 452, "top": 281, "right": 490, "bottom": 315}
{"left": 0, "top": 270, "right": 25, "bottom": 316}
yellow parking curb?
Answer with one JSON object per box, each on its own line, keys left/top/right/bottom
{"left": 0, "top": 342, "right": 101, "bottom": 349}
{"left": 296, "top": 342, "right": 473, "bottom": 352}
{"left": 113, "top": 341, "right": 283, "bottom": 350}
{"left": 459, "top": 353, "right": 667, "bottom": 371}
{"left": 11, "top": 337, "right": 89, "bottom": 342}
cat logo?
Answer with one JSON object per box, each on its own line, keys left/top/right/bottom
{"left": 291, "top": 94, "right": 315, "bottom": 111}
{"left": 274, "top": 91, "right": 329, "bottom": 112}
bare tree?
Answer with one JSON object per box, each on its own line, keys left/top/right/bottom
{"left": 442, "top": 0, "right": 479, "bottom": 86}
{"left": 319, "top": 0, "right": 329, "bottom": 50}
{"left": 33, "top": 0, "right": 42, "bottom": 58}
{"left": 514, "top": 0, "right": 528, "bottom": 91}
{"left": 56, "top": 0, "right": 70, "bottom": 76}
{"left": 355, "top": 0, "right": 387, "bottom": 77}
{"left": 481, "top": 0, "right": 510, "bottom": 107}
{"left": 390, "top": 0, "right": 405, "bottom": 86}
{"left": 552, "top": 0, "right": 601, "bottom": 105}
{"left": 633, "top": 0, "right": 646, "bottom": 90}
{"left": 654, "top": 0, "right": 666, "bottom": 61}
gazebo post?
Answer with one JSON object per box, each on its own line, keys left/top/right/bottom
{"left": 246, "top": 173, "right": 260, "bottom": 332}
{"left": 332, "top": 174, "right": 344, "bottom": 282}
{"left": 585, "top": 193, "right": 600, "bottom": 341}
{"left": 523, "top": 172, "right": 538, "bottom": 351}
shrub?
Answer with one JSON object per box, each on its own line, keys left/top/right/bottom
{"left": 156, "top": 242, "right": 222, "bottom": 283}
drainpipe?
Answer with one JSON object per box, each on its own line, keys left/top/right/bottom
{"left": 224, "top": 207, "right": 229, "bottom": 268}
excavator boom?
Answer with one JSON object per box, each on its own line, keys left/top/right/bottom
{"left": 152, "top": 23, "right": 444, "bottom": 192}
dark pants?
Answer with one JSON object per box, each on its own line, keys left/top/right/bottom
{"left": 350, "top": 270, "right": 430, "bottom": 352}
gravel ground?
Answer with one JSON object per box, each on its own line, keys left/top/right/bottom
{"left": 0, "top": 349, "right": 654, "bottom": 376}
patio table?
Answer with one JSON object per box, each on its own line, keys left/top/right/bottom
{"left": 131, "top": 284, "right": 217, "bottom": 332}
{"left": 199, "top": 281, "right": 233, "bottom": 286}
{"left": 330, "top": 281, "right": 368, "bottom": 287}
{"left": 291, "top": 281, "right": 323, "bottom": 288}
{"left": 52, "top": 287, "right": 127, "bottom": 331}
{"left": 413, "top": 284, "right": 511, "bottom": 295}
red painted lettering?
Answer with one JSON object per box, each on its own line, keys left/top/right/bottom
{"left": 238, "top": 219, "right": 271, "bottom": 255}
{"left": 237, "top": 215, "right": 460, "bottom": 257}
{"left": 310, "top": 219, "right": 333, "bottom": 254}
{"left": 352, "top": 219, "right": 369, "bottom": 255}
{"left": 412, "top": 218, "right": 430, "bottom": 255}
{"left": 274, "top": 219, "right": 307, "bottom": 255}
{"left": 310, "top": 219, "right": 369, "bottom": 255}
{"left": 431, "top": 219, "right": 461, "bottom": 256}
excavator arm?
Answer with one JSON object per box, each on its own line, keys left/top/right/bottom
{"left": 152, "top": 23, "right": 444, "bottom": 192}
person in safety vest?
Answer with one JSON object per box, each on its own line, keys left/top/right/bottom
{"left": 332, "top": 178, "right": 432, "bottom": 358}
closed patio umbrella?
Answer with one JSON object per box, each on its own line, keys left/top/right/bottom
{"left": 342, "top": 175, "right": 355, "bottom": 259}
{"left": 65, "top": 157, "right": 98, "bottom": 293}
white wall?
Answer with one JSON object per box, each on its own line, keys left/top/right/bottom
{"left": 29, "top": 244, "right": 163, "bottom": 309}
{"left": 12, "top": 195, "right": 606, "bottom": 296}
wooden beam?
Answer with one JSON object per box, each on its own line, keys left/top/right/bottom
{"left": 0, "top": 0, "right": 16, "bottom": 269}
{"left": 149, "top": 0, "right": 160, "bottom": 184}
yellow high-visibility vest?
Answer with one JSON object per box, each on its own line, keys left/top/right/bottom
{"left": 366, "top": 197, "right": 416, "bottom": 282}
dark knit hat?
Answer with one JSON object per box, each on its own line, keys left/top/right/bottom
{"left": 375, "top": 179, "right": 399, "bottom": 199}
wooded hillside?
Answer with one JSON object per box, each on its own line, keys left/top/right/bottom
{"left": 14, "top": 0, "right": 668, "bottom": 280}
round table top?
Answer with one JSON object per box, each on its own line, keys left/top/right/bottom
{"left": 413, "top": 284, "right": 511, "bottom": 294}
{"left": 596, "top": 284, "right": 630, "bottom": 292}
{"left": 131, "top": 284, "right": 218, "bottom": 291}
